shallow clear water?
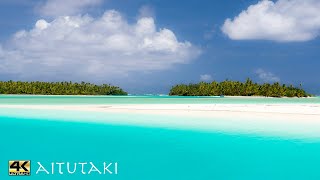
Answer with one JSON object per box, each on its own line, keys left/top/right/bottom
{"left": 1, "top": 96, "right": 320, "bottom": 179}
{"left": 0, "top": 95, "right": 319, "bottom": 104}
{"left": 1, "top": 115, "right": 320, "bottom": 180}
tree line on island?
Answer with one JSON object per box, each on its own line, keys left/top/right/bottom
{"left": 169, "top": 79, "right": 311, "bottom": 97}
{"left": 0, "top": 81, "right": 127, "bottom": 95}
{"left": 0, "top": 79, "right": 311, "bottom": 97}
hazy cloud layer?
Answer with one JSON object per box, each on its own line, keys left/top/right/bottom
{"left": 255, "top": 69, "right": 280, "bottom": 83}
{"left": 37, "top": 0, "right": 103, "bottom": 17}
{"left": 200, "top": 74, "right": 212, "bottom": 81}
{"left": 138, "top": 5, "right": 155, "bottom": 19}
{"left": 222, "top": 0, "right": 320, "bottom": 42}
{"left": 0, "top": 10, "right": 200, "bottom": 80}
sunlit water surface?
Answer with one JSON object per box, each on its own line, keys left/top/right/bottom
{"left": 1, "top": 96, "right": 320, "bottom": 179}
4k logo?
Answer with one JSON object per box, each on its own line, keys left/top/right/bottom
{"left": 9, "top": 160, "right": 31, "bottom": 176}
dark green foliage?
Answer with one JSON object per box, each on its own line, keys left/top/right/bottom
{"left": 0, "top": 81, "right": 127, "bottom": 95}
{"left": 169, "top": 78, "right": 311, "bottom": 97}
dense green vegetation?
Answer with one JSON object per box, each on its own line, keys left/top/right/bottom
{"left": 169, "top": 79, "right": 311, "bottom": 97}
{"left": 0, "top": 81, "right": 127, "bottom": 95}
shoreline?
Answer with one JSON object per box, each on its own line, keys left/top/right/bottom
{"left": 224, "top": 96, "right": 316, "bottom": 98}
{"left": 0, "top": 103, "right": 319, "bottom": 118}
{"left": 0, "top": 94, "right": 317, "bottom": 98}
{"left": 1, "top": 103, "right": 320, "bottom": 139}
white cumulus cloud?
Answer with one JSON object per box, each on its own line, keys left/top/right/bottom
{"left": 200, "top": 74, "right": 212, "bottom": 81}
{"left": 37, "top": 0, "right": 103, "bottom": 17}
{"left": 222, "top": 0, "right": 320, "bottom": 42}
{"left": 0, "top": 10, "right": 200, "bottom": 81}
{"left": 255, "top": 69, "right": 280, "bottom": 83}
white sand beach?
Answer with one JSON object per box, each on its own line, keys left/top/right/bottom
{"left": 0, "top": 103, "right": 319, "bottom": 120}
{"left": 0, "top": 103, "right": 319, "bottom": 114}
{"left": 1, "top": 103, "right": 320, "bottom": 139}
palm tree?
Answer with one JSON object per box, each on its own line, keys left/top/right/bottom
{"left": 0, "top": 81, "right": 128, "bottom": 95}
{"left": 169, "top": 78, "right": 311, "bottom": 97}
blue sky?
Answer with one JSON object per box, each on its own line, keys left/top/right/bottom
{"left": 0, "top": 0, "right": 319, "bottom": 94}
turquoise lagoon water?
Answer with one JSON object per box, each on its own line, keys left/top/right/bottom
{"left": 0, "top": 95, "right": 319, "bottom": 104}
{"left": 1, "top": 95, "right": 320, "bottom": 180}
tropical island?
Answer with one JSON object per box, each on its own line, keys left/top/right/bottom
{"left": 169, "top": 79, "right": 311, "bottom": 97}
{"left": 0, "top": 81, "right": 127, "bottom": 95}
{"left": 0, "top": 79, "right": 312, "bottom": 97}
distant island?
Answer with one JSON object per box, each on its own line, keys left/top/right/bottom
{"left": 169, "top": 79, "right": 311, "bottom": 97}
{"left": 0, "top": 81, "right": 127, "bottom": 95}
